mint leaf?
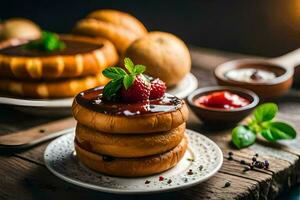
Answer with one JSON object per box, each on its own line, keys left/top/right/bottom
{"left": 268, "top": 122, "right": 297, "bottom": 140}
{"left": 123, "top": 74, "right": 135, "bottom": 90}
{"left": 232, "top": 125, "right": 256, "bottom": 149}
{"left": 102, "top": 67, "right": 127, "bottom": 79}
{"left": 26, "top": 31, "right": 65, "bottom": 52}
{"left": 254, "top": 103, "right": 278, "bottom": 123}
{"left": 124, "top": 57, "right": 135, "bottom": 73}
{"left": 103, "top": 79, "right": 123, "bottom": 101}
{"left": 134, "top": 64, "right": 146, "bottom": 75}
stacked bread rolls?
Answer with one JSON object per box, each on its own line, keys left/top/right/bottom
{"left": 0, "top": 34, "right": 118, "bottom": 98}
{"left": 74, "top": 10, "right": 191, "bottom": 87}
{"left": 72, "top": 90, "right": 189, "bottom": 177}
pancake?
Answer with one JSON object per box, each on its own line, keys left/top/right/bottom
{"left": 75, "top": 136, "right": 187, "bottom": 177}
{"left": 75, "top": 123, "right": 185, "bottom": 157}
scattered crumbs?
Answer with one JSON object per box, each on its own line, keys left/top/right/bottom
{"left": 187, "top": 169, "right": 193, "bottom": 175}
{"left": 145, "top": 180, "right": 150, "bottom": 184}
{"left": 167, "top": 179, "right": 172, "bottom": 184}
{"left": 187, "top": 158, "right": 195, "bottom": 162}
{"left": 183, "top": 178, "right": 188, "bottom": 183}
{"left": 199, "top": 165, "right": 203, "bottom": 171}
{"left": 222, "top": 181, "right": 231, "bottom": 188}
{"left": 159, "top": 176, "right": 164, "bottom": 181}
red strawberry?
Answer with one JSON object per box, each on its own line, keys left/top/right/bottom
{"left": 150, "top": 78, "right": 166, "bottom": 99}
{"left": 121, "top": 75, "right": 151, "bottom": 102}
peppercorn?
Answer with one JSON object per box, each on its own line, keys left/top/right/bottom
{"left": 255, "top": 153, "right": 259, "bottom": 157}
{"left": 167, "top": 179, "right": 172, "bottom": 184}
{"left": 243, "top": 166, "right": 250, "bottom": 172}
{"left": 240, "top": 160, "right": 246, "bottom": 164}
{"left": 145, "top": 180, "right": 150, "bottom": 184}
{"left": 228, "top": 152, "right": 233, "bottom": 156}
{"left": 223, "top": 181, "right": 231, "bottom": 188}
{"left": 254, "top": 161, "right": 264, "bottom": 169}
{"left": 252, "top": 157, "right": 257, "bottom": 162}
{"left": 264, "top": 160, "right": 269, "bottom": 169}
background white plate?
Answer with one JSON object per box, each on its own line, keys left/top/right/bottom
{"left": 44, "top": 129, "right": 223, "bottom": 194}
{"left": 0, "top": 73, "right": 198, "bottom": 116}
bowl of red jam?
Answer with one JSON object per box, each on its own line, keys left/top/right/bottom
{"left": 187, "top": 86, "right": 259, "bottom": 127}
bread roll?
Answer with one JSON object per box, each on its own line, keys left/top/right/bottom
{"left": 125, "top": 32, "right": 191, "bottom": 86}
{"left": 73, "top": 9, "right": 147, "bottom": 54}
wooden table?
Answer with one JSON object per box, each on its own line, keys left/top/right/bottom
{"left": 1, "top": 47, "right": 300, "bottom": 200}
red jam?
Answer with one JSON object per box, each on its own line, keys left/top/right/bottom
{"left": 195, "top": 91, "right": 250, "bottom": 110}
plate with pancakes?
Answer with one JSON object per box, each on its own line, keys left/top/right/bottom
{"left": 44, "top": 130, "right": 222, "bottom": 194}
{"left": 44, "top": 61, "right": 222, "bottom": 194}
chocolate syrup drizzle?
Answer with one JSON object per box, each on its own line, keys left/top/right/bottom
{"left": 75, "top": 86, "right": 183, "bottom": 117}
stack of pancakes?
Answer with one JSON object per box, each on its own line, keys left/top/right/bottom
{"left": 72, "top": 88, "right": 189, "bottom": 177}
{"left": 0, "top": 35, "right": 118, "bottom": 98}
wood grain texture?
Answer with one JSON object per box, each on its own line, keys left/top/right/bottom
{"left": 0, "top": 47, "right": 300, "bottom": 200}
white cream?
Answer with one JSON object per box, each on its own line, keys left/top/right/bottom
{"left": 225, "top": 68, "right": 276, "bottom": 83}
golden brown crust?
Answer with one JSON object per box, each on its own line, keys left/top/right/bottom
{"left": 0, "top": 35, "right": 118, "bottom": 80}
{"left": 0, "top": 74, "right": 109, "bottom": 98}
{"left": 75, "top": 136, "right": 187, "bottom": 177}
{"left": 75, "top": 123, "right": 185, "bottom": 158}
{"left": 125, "top": 32, "right": 191, "bottom": 87}
{"left": 87, "top": 9, "right": 147, "bottom": 36}
{"left": 73, "top": 10, "right": 147, "bottom": 54}
{"left": 72, "top": 98, "right": 189, "bottom": 134}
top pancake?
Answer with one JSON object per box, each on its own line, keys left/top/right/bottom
{"left": 72, "top": 86, "right": 189, "bottom": 134}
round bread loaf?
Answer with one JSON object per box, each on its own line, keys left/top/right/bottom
{"left": 75, "top": 136, "right": 187, "bottom": 177}
{"left": 73, "top": 9, "right": 147, "bottom": 54}
{"left": 125, "top": 32, "right": 191, "bottom": 87}
{"left": 0, "top": 74, "right": 109, "bottom": 98}
{"left": 0, "top": 35, "right": 118, "bottom": 80}
{"left": 72, "top": 98, "right": 189, "bottom": 134}
{"left": 0, "top": 18, "right": 41, "bottom": 40}
{"left": 75, "top": 123, "right": 185, "bottom": 158}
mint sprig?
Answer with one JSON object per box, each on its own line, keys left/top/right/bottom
{"left": 25, "top": 31, "right": 65, "bottom": 52}
{"left": 232, "top": 103, "right": 297, "bottom": 149}
{"left": 102, "top": 58, "right": 146, "bottom": 101}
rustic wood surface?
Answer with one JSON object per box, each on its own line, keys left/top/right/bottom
{"left": 0, "top": 47, "right": 300, "bottom": 200}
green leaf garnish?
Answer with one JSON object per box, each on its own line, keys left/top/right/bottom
{"left": 133, "top": 64, "right": 146, "bottom": 74}
{"left": 25, "top": 31, "right": 65, "bottom": 52}
{"left": 268, "top": 122, "right": 296, "bottom": 140}
{"left": 102, "top": 67, "right": 127, "bottom": 80}
{"left": 102, "top": 57, "right": 147, "bottom": 101}
{"left": 231, "top": 103, "right": 296, "bottom": 149}
{"left": 103, "top": 79, "right": 123, "bottom": 101}
{"left": 253, "top": 103, "right": 278, "bottom": 123}
{"left": 123, "top": 74, "right": 135, "bottom": 90}
{"left": 124, "top": 57, "right": 135, "bottom": 74}
{"left": 232, "top": 125, "right": 256, "bottom": 149}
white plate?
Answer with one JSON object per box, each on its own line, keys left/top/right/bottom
{"left": 44, "top": 129, "right": 223, "bottom": 194}
{"left": 0, "top": 73, "right": 198, "bottom": 116}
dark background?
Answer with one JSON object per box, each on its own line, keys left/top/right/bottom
{"left": 1, "top": 0, "right": 300, "bottom": 57}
